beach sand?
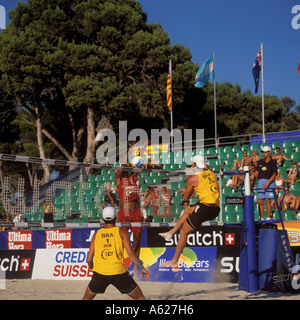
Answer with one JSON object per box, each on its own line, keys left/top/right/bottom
{"left": 0, "top": 279, "right": 299, "bottom": 300}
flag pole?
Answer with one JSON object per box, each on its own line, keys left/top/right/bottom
{"left": 261, "top": 43, "right": 265, "bottom": 143}
{"left": 213, "top": 52, "right": 217, "bottom": 149}
{"left": 170, "top": 59, "right": 174, "bottom": 152}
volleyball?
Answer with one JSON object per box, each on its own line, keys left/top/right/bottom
{"left": 131, "top": 156, "right": 145, "bottom": 168}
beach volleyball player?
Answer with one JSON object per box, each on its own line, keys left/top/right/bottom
{"left": 83, "top": 207, "right": 149, "bottom": 300}
{"left": 161, "top": 155, "right": 220, "bottom": 267}
{"left": 114, "top": 154, "right": 144, "bottom": 277}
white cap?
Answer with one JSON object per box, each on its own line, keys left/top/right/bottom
{"left": 261, "top": 146, "right": 271, "bottom": 152}
{"left": 102, "top": 207, "right": 116, "bottom": 221}
{"left": 192, "top": 155, "right": 206, "bottom": 169}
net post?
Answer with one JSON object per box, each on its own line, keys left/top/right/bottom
{"left": 238, "top": 166, "right": 258, "bottom": 293}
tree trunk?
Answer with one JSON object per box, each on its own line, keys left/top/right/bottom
{"left": 84, "top": 106, "right": 95, "bottom": 164}
{"left": 34, "top": 103, "right": 50, "bottom": 184}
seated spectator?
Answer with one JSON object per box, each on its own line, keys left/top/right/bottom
{"left": 251, "top": 150, "right": 260, "bottom": 166}
{"left": 250, "top": 164, "right": 257, "bottom": 188}
{"left": 102, "top": 189, "right": 117, "bottom": 208}
{"left": 231, "top": 167, "right": 245, "bottom": 190}
{"left": 1, "top": 215, "right": 12, "bottom": 231}
{"left": 240, "top": 150, "right": 252, "bottom": 167}
{"left": 161, "top": 187, "right": 171, "bottom": 216}
{"left": 272, "top": 147, "right": 292, "bottom": 167}
{"left": 144, "top": 157, "right": 161, "bottom": 169}
{"left": 13, "top": 210, "right": 23, "bottom": 230}
{"left": 231, "top": 159, "right": 240, "bottom": 171}
{"left": 274, "top": 186, "right": 300, "bottom": 214}
{"left": 274, "top": 171, "right": 285, "bottom": 195}
{"left": 143, "top": 186, "right": 159, "bottom": 215}
{"left": 225, "top": 177, "right": 233, "bottom": 187}
{"left": 231, "top": 150, "right": 252, "bottom": 171}
{"left": 285, "top": 162, "right": 299, "bottom": 185}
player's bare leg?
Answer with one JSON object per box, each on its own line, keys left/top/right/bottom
{"left": 162, "top": 221, "right": 194, "bottom": 267}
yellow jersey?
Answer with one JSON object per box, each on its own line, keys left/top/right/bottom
{"left": 92, "top": 227, "right": 127, "bottom": 275}
{"left": 193, "top": 170, "right": 220, "bottom": 206}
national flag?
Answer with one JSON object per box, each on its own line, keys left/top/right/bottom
{"left": 298, "top": 63, "right": 300, "bottom": 75}
{"left": 194, "top": 54, "right": 215, "bottom": 88}
{"left": 166, "top": 61, "right": 172, "bottom": 113}
{"left": 252, "top": 48, "right": 262, "bottom": 94}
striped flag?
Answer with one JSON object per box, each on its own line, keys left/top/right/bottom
{"left": 166, "top": 60, "right": 172, "bottom": 113}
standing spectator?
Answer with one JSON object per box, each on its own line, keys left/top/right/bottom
{"left": 253, "top": 146, "right": 278, "bottom": 220}
{"left": 272, "top": 147, "right": 292, "bottom": 167}
{"left": 43, "top": 196, "right": 55, "bottom": 223}
{"left": 104, "top": 189, "right": 116, "bottom": 207}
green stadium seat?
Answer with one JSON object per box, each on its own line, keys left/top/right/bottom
{"left": 241, "top": 144, "right": 250, "bottom": 151}
{"left": 284, "top": 210, "right": 296, "bottom": 221}
{"left": 293, "top": 139, "right": 300, "bottom": 147}
{"left": 232, "top": 145, "right": 241, "bottom": 153}
{"left": 226, "top": 212, "right": 237, "bottom": 223}
{"left": 153, "top": 216, "right": 162, "bottom": 223}
{"left": 292, "top": 152, "right": 300, "bottom": 162}
{"left": 272, "top": 141, "right": 281, "bottom": 149}
{"left": 250, "top": 143, "right": 259, "bottom": 151}
{"left": 283, "top": 140, "right": 292, "bottom": 148}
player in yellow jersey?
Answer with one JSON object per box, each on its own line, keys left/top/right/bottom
{"left": 82, "top": 207, "right": 149, "bottom": 300}
{"left": 161, "top": 155, "right": 220, "bottom": 267}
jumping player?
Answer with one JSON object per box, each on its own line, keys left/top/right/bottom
{"left": 161, "top": 155, "right": 220, "bottom": 267}
{"left": 114, "top": 156, "right": 143, "bottom": 277}
{"left": 82, "top": 207, "right": 149, "bottom": 300}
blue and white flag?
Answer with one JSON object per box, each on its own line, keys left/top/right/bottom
{"left": 194, "top": 54, "right": 215, "bottom": 88}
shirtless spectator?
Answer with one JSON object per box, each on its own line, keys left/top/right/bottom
{"left": 272, "top": 147, "right": 292, "bottom": 167}
{"left": 231, "top": 167, "right": 245, "bottom": 190}
{"left": 251, "top": 150, "right": 260, "bottom": 166}
{"left": 231, "top": 150, "right": 252, "bottom": 171}
{"left": 250, "top": 164, "right": 257, "bottom": 188}
{"left": 272, "top": 186, "right": 300, "bottom": 213}
{"left": 285, "top": 162, "right": 300, "bottom": 185}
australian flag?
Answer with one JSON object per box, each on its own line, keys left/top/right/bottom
{"left": 252, "top": 48, "right": 262, "bottom": 94}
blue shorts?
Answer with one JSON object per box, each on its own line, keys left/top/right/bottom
{"left": 257, "top": 179, "right": 276, "bottom": 199}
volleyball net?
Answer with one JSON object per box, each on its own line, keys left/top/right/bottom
{"left": 0, "top": 153, "right": 222, "bottom": 229}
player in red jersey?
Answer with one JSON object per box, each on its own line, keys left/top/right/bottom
{"left": 114, "top": 142, "right": 145, "bottom": 277}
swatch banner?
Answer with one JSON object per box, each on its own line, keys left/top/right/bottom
{"left": 0, "top": 250, "right": 36, "bottom": 279}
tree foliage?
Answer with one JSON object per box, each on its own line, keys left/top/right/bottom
{"left": 0, "top": 0, "right": 299, "bottom": 176}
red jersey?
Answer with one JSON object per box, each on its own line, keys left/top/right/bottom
{"left": 116, "top": 176, "right": 140, "bottom": 206}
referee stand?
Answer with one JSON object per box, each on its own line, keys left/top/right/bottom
{"left": 223, "top": 167, "right": 299, "bottom": 294}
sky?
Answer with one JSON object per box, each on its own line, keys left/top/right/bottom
{"left": 1, "top": 0, "right": 300, "bottom": 105}
{"left": 138, "top": 0, "right": 300, "bottom": 105}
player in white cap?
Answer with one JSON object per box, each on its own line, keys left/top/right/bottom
{"left": 82, "top": 207, "right": 149, "bottom": 300}
{"left": 160, "top": 155, "right": 220, "bottom": 267}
